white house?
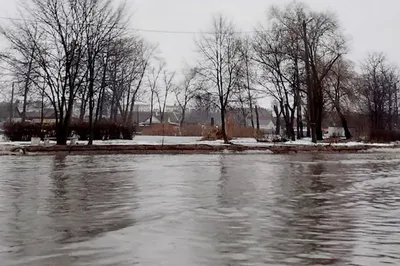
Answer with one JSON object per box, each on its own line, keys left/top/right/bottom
{"left": 140, "top": 115, "right": 161, "bottom": 126}
{"left": 327, "top": 127, "right": 345, "bottom": 138}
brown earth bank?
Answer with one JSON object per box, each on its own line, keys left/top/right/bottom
{"left": 3, "top": 143, "right": 395, "bottom": 156}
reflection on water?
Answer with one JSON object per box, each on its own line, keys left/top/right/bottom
{"left": 0, "top": 152, "right": 400, "bottom": 265}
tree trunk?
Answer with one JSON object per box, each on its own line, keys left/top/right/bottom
{"left": 255, "top": 105, "right": 260, "bottom": 130}
{"left": 128, "top": 69, "right": 146, "bottom": 124}
{"left": 99, "top": 88, "right": 106, "bottom": 121}
{"left": 56, "top": 123, "right": 68, "bottom": 145}
{"left": 273, "top": 105, "right": 280, "bottom": 135}
{"left": 290, "top": 107, "right": 296, "bottom": 141}
{"left": 180, "top": 108, "right": 186, "bottom": 127}
{"left": 22, "top": 51, "right": 34, "bottom": 122}
{"left": 127, "top": 98, "right": 136, "bottom": 125}
{"left": 275, "top": 116, "right": 281, "bottom": 135}
{"left": 290, "top": 126, "right": 295, "bottom": 141}
{"left": 286, "top": 122, "right": 295, "bottom": 141}
{"left": 110, "top": 92, "right": 115, "bottom": 121}
{"left": 88, "top": 65, "right": 95, "bottom": 145}
{"left": 150, "top": 90, "right": 154, "bottom": 125}
{"left": 315, "top": 112, "right": 323, "bottom": 140}
{"left": 245, "top": 59, "right": 255, "bottom": 129}
{"left": 303, "top": 20, "right": 317, "bottom": 143}
{"left": 79, "top": 94, "right": 87, "bottom": 122}
{"left": 96, "top": 58, "right": 108, "bottom": 123}
{"left": 304, "top": 109, "right": 311, "bottom": 137}
{"left": 88, "top": 94, "right": 94, "bottom": 145}
{"left": 56, "top": 108, "right": 68, "bottom": 145}
{"left": 95, "top": 88, "right": 102, "bottom": 123}
{"left": 295, "top": 43, "right": 303, "bottom": 139}
{"left": 339, "top": 113, "right": 352, "bottom": 139}
{"left": 9, "top": 83, "right": 15, "bottom": 123}
{"left": 22, "top": 86, "right": 28, "bottom": 122}
{"left": 241, "top": 106, "right": 247, "bottom": 127}
{"left": 220, "top": 106, "right": 229, "bottom": 144}
{"left": 315, "top": 89, "right": 324, "bottom": 140}
{"left": 249, "top": 99, "right": 255, "bottom": 129}
{"left": 57, "top": 94, "right": 75, "bottom": 145}
{"left": 40, "top": 90, "right": 44, "bottom": 126}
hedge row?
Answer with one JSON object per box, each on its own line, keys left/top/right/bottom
{"left": 2, "top": 122, "right": 135, "bottom": 141}
{"left": 369, "top": 129, "right": 400, "bottom": 143}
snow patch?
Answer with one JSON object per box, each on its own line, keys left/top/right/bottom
{"left": 239, "top": 149, "right": 274, "bottom": 154}
{"left": 333, "top": 141, "right": 394, "bottom": 147}
{"left": 0, "top": 135, "right": 397, "bottom": 153}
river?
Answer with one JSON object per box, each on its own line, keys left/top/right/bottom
{"left": 0, "top": 152, "right": 399, "bottom": 265}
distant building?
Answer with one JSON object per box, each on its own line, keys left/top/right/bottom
{"left": 0, "top": 102, "right": 56, "bottom": 124}
{"left": 0, "top": 102, "right": 21, "bottom": 122}
{"left": 134, "top": 103, "right": 180, "bottom": 113}
{"left": 130, "top": 110, "right": 180, "bottom": 127}
{"left": 327, "top": 127, "right": 345, "bottom": 138}
{"left": 24, "top": 109, "right": 56, "bottom": 124}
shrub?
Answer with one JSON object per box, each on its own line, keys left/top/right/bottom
{"left": 201, "top": 125, "right": 262, "bottom": 141}
{"left": 179, "top": 124, "right": 204, "bottom": 136}
{"left": 369, "top": 129, "right": 400, "bottom": 143}
{"left": 140, "top": 124, "right": 205, "bottom": 136}
{"left": 201, "top": 126, "right": 227, "bottom": 141}
{"left": 2, "top": 122, "right": 55, "bottom": 141}
{"left": 140, "top": 124, "right": 180, "bottom": 136}
{"left": 139, "top": 123, "right": 262, "bottom": 139}
{"left": 69, "top": 121, "right": 135, "bottom": 140}
{"left": 2, "top": 121, "right": 135, "bottom": 142}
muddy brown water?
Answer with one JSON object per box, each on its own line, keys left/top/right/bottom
{"left": 0, "top": 153, "right": 399, "bottom": 265}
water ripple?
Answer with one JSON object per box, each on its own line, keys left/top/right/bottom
{"left": 0, "top": 153, "right": 399, "bottom": 265}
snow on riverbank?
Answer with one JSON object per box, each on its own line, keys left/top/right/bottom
{"left": 0, "top": 135, "right": 396, "bottom": 149}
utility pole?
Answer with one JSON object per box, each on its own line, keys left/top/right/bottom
{"left": 9, "top": 83, "right": 15, "bottom": 123}
{"left": 303, "top": 20, "right": 317, "bottom": 143}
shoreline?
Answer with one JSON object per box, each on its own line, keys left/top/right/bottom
{"left": 0, "top": 143, "right": 397, "bottom": 156}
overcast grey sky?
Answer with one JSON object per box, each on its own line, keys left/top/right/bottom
{"left": 1, "top": 0, "right": 400, "bottom": 105}
{"left": 1, "top": 0, "right": 400, "bottom": 71}
{"left": 130, "top": 0, "right": 400, "bottom": 72}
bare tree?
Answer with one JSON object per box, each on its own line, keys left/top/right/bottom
{"left": 83, "top": 0, "right": 127, "bottom": 145}
{"left": 192, "top": 91, "right": 217, "bottom": 124}
{"left": 157, "top": 69, "right": 175, "bottom": 123}
{"left": 22, "top": 0, "right": 89, "bottom": 145}
{"left": 100, "top": 36, "right": 154, "bottom": 127}
{"left": 272, "top": 100, "right": 282, "bottom": 135}
{"left": 1, "top": 20, "right": 42, "bottom": 122}
{"left": 253, "top": 23, "right": 298, "bottom": 140}
{"left": 259, "top": 2, "right": 347, "bottom": 141}
{"left": 125, "top": 40, "right": 155, "bottom": 124}
{"left": 147, "top": 60, "right": 165, "bottom": 125}
{"left": 174, "top": 67, "right": 201, "bottom": 126}
{"left": 107, "top": 38, "right": 136, "bottom": 122}
{"left": 237, "top": 36, "right": 258, "bottom": 128}
{"left": 325, "top": 58, "right": 356, "bottom": 139}
{"left": 1, "top": 0, "right": 130, "bottom": 144}
{"left": 302, "top": 12, "right": 345, "bottom": 140}
{"left": 358, "top": 53, "right": 400, "bottom": 135}
{"left": 196, "top": 14, "right": 242, "bottom": 143}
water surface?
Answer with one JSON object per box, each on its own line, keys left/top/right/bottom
{"left": 0, "top": 152, "right": 399, "bottom": 265}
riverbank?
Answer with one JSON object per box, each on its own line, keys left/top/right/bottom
{"left": 0, "top": 142, "right": 398, "bottom": 156}
{"left": 0, "top": 136, "right": 397, "bottom": 156}
{"left": 24, "top": 143, "right": 400, "bottom": 155}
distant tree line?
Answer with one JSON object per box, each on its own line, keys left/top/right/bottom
{"left": 0, "top": 1, "right": 399, "bottom": 144}
{"left": 193, "top": 2, "right": 400, "bottom": 143}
